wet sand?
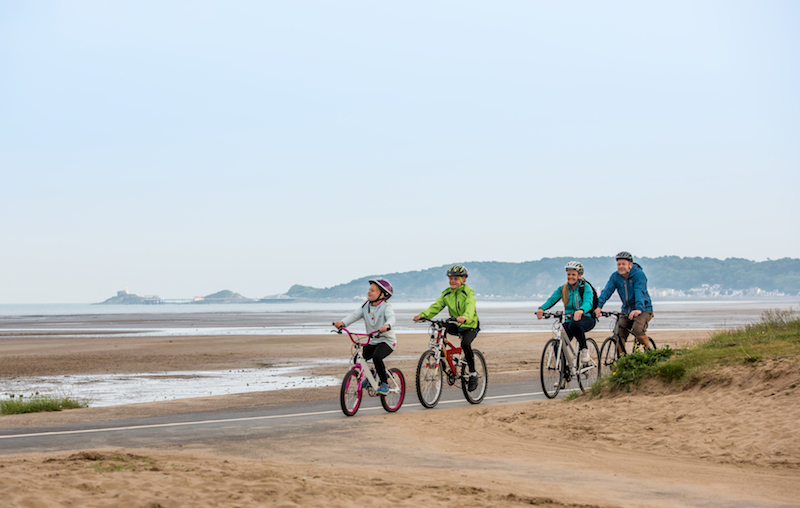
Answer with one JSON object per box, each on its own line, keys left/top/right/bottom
{"left": 2, "top": 328, "right": 799, "bottom": 507}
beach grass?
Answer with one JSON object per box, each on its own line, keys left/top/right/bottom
{"left": 1, "top": 393, "right": 89, "bottom": 415}
{"left": 590, "top": 309, "right": 800, "bottom": 395}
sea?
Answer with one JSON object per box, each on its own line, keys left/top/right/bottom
{"left": 1, "top": 298, "right": 798, "bottom": 407}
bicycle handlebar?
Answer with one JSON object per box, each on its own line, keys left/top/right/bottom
{"left": 331, "top": 323, "right": 381, "bottom": 345}
{"left": 416, "top": 317, "right": 457, "bottom": 327}
{"left": 600, "top": 311, "right": 625, "bottom": 318}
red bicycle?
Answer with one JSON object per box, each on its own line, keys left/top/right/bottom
{"left": 334, "top": 326, "right": 405, "bottom": 417}
{"left": 415, "top": 317, "right": 487, "bottom": 408}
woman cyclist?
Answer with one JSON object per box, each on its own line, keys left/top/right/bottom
{"left": 536, "top": 261, "right": 596, "bottom": 364}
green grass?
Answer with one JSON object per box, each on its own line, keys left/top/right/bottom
{"left": 589, "top": 309, "right": 800, "bottom": 395}
{"left": 1, "top": 393, "right": 89, "bottom": 415}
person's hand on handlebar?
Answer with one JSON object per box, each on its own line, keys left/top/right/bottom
{"left": 536, "top": 308, "right": 544, "bottom": 320}
{"left": 456, "top": 316, "right": 466, "bottom": 324}
{"left": 413, "top": 315, "right": 422, "bottom": 322}
{"left": 594, "top": 308, "right": 602, "bottom": 319}
{"left": 333, "top": 321, "right": 344, "bottom": 330}
{"left": 574, "top": 310, "right": 584, "bottom": 321}
{"left": 378, "top": 324, "right": 390, "bottom": 333}
{"left": 629, "top": 309, "right": 642, "bottom": 320}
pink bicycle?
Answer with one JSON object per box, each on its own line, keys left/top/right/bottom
{"left": 334, "top": 326, "right": 406, "bottom": 417}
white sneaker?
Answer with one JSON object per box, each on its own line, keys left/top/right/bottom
{"left": 580, "top": 348, "right": 591, "bottom": 363}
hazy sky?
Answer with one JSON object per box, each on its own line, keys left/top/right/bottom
{"left": 2, "top": 1, "right": 798, "bottom": 303}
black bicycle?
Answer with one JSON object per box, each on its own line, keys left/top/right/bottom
{"left": 598, "top": 311, "right": 657, "bottom": 375}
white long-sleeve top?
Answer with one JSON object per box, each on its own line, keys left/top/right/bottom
{"left": 341, "top": 300, "right": 397, "bottom": 349}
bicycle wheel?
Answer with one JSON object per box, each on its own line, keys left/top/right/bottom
{"left": 599, "top": 337, "right": 620, "bottom": 375}
{"left": 576, "top": 338, "right": 600, "bottom": 392}
{"left": 540, "top": 338, "right": 563, "bottom": 399}
{"left": 460, "top": 350, "right": 488, "bottom": 404}
{"left": 380, "top": 368, "right": 406, "bottom": 412}
{"left": 339, "top": 370, "right": 362, "bottom": 417}
{"left": 416, "top": 350, "right": 443, "bottom": 408}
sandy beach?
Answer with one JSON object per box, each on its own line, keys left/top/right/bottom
{"left": 2, "top": 329, "right": 799, "bottom": 507}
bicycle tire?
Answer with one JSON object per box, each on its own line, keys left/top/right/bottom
{"left": 460, "top": 350, "right": 488, "bottom": 404}
{"left": 540, "top": 338, "right": 563, "bottom": 399}
{"left": 380, "top": 368, "right": 405, "bottom": 412}
{"left": 339, "top": 370, "right": 362, "bottom": 417}
{"left": 599, "top": 337, "right": 620, "bottom": 375}
{"left": 576, "top": 338, "right": 600, "bottom": 392}
{"left": 415, "top": 349, "right": 443, "bottom": 409}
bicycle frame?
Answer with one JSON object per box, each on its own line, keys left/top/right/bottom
{"left": 424, "top": 320, "right": 466, "bottom": 381}
{"left": 336, "top": 327, "right": 401, "bottom": 395}
{"left": 543, "top": 312, "right": 580, "bottom": 377}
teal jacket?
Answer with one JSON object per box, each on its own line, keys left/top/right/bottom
{"left": 539, "top": 280, "right": 595, "bottom": 322}
{"left": 419, "top": 284, "right": 479, "bottom": 329}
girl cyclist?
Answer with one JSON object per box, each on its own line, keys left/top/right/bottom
{"left": 334, "top": 278, "right": 396, "bottom": 395}
{"left": 536, "top": 261, "right": 596, "bottom": 364}
{"left": 413, "top": 265, "right": 481, "bottom": 391}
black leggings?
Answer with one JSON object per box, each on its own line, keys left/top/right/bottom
{"left": 562, "top": 314, "right": 596, "bottom": 350}
{"left": 446, "top": 323, "right": 479, "bottom": 373}
{"left": 363, "top": 342, "right": 393, "bottom": 383}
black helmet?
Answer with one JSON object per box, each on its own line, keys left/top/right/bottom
{"left": 616, "top": 251, "right": 633, "bottom": 262}
{"left": 446, "top": 265, "right": 468, "bottom": 278}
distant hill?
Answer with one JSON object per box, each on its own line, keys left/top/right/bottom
{"left": 285, "top": 256, "right": 800, "bottom": 300}
{"left": 203, "top": 289, "right": 249, "bottom": 301}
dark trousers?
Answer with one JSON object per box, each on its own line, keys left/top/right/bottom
{"left": 363, "top": 342, "right": 393, "bottom": 383}
{"left": 446, "top": 323, "right": 479, "bottom": 372}
{"left": 562, "top": 315, "right": 596, "bottom": 350}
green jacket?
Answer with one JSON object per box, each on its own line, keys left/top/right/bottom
{"left": 419, "top": 284, "right": 479, "bottom": 329}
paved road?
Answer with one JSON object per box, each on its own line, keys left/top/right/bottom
{"left": 0, "top": 380, "right": 554, "bottom": 455}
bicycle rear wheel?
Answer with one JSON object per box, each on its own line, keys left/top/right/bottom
{"left": 460, "top": 350, "right": 487, "bottom": 404}
{"left": 381, "top": 368, "right": 405, "bottom": 412}
{"left": 416, "top": 350, "right": 443, "bottom": 408}
{"left": 339, "top": 370, "right": 362, "bottom": 417}
{"left": 576, "top": 338, "right": 600, "bottom": 392}
{"left": 599, "top": 337, "right": 620, "bottom": 375}
{"left": 540, "top": 338, "right": 563, "bottom": 399}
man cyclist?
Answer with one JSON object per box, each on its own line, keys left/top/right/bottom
{"left": 594, "top": 251, "right": 654, "bottom": 351}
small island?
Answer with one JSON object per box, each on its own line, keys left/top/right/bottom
{"left": 97, "top": 289, "right": 295, "bottom": 305}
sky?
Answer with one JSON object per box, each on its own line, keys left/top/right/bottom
{"left": 1, "top": 1, "right": 798, "bottom": 303}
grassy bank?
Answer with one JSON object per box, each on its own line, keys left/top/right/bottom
{"left": 591, "top": 309, "right": 800, "bottom": 394}
{"left": 1, "top": 393, "right": 89, "bottom": 416}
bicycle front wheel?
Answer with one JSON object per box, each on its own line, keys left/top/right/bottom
{"left": 576, "top": 338, "right": 600, "bottom": 392}
{"left": 381, "top": 368, "right": 406, "bottom": 412}
{"left": 460, "top": 349, "right": 487, "bottom": 404}
{"left": 540, "top": 338, "right": 563, "bottom": 399}
{"left": 340, "top": 370, "right": 362, "bottom": 417}
{"left": 416, "top": 350, "right": 443, "bottom": 408}
{"left": 599, "top": 337, "right": 620, "bottom": 375}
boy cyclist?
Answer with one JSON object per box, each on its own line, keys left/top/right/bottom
{"left": 536, "top": 261, "right": 596, "bottom": 364}
{"left": 334, "top": 278, "right": 396, "bottom": 395}
{"left": 413, "top": 265, "right": 481, "bottom": 391}
{"left": 594, "top": 251, "right": 654, "bottom": 351}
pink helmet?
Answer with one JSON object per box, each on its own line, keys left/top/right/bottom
{"left": 368, "top": 278, "right": 393, "bottom": 299}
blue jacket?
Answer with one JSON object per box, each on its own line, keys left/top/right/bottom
{"left": 539, "top": 280, "right": 595, "bottom": 323}
{"left": 597, "top": 263, "right": 653, "bottom": 314}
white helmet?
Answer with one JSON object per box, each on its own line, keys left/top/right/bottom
{"left": 564, "top": 261, "right": 584, "bottom": 275}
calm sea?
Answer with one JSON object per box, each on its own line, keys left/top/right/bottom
{"left": 1, "top": 298, "right": 799, "bottom": 337}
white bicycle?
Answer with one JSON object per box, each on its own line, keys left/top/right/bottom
{"left": 539, "top": 311, "right": 600, "bottom": 398}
